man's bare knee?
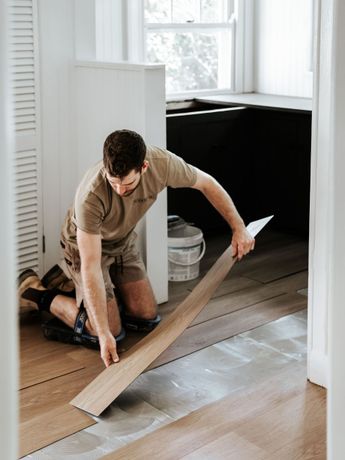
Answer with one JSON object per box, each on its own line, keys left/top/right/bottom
{"left": 134, "top": 304, "right": 158, "bottom": 320}
{"left": 118, "top": 278, "right": 158, "bottom": 319}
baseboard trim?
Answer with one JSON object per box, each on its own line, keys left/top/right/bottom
{"left": 308, "top": 349, "right": 328, "bottom": 388}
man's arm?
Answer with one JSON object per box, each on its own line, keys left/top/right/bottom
{"left": 77, "top": 228, "right": 119, "bottom": 367}
{"left": 191, "top": 168, "right": 255, "bottom": 260}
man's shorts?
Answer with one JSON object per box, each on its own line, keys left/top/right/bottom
{"left": 60, "top": 232, "right": 147, "bottom": 308}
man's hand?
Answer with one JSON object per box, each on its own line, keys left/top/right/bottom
{"left": 231, "top": 226, "right": 255, "bottom": 260}
{"left": 98, "top": 332, "right": 120, "bottom": 368}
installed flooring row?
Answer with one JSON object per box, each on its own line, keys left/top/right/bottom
{"left": 20, "top": 230, "right": 309, "bottom": 457}
{"left": 101, "top": 364, "right": 325, "bottom": 460}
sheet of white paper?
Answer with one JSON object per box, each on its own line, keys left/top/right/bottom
{"left": 246, "top": 215, "right": 274, "bottom": 238}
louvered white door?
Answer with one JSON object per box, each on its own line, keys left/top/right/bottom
{"left": 9, "top": 0, "right": 43, "bottom": 275}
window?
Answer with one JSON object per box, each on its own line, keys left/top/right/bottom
{"left": 144, "top": 0, "right": 235, "bottom": 95}
{"left": 95, "top": 0, "right": 249, "bottom": 97}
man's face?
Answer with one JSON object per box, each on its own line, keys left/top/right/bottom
{"left": 106, "top": 169, "right": 141, "bottom": 197}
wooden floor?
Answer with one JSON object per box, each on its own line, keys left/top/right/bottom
{"left": 19, "top": 230, "right": 311, "bottom": 457}
{"left": 101, "top": 366, "right": 326, "bottom": 460}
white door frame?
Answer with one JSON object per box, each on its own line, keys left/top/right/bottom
{"left": 0, "top": 0, "right": 18, "bottom": 458}
{"left": 309, "top": 0, "right": 345, "bottom": 458}
{"left": 307, "top": 0, "right": 331, "bottom": 389}
{"left": 322, "top": 0, "right": 345, "bottom": 457}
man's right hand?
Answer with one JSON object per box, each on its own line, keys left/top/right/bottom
{"left": 98, "top": 332, "right": 119, "bottom": 367}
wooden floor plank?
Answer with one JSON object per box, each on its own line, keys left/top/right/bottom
{"left": 172, "top": 274, "right": 260, "bottom": 300}
{"left": 190, "top": 283, "right": 286, "bottom": 326}
{"left": 100, "top": 366, "right": 325, "bottom": 460}
{"left": 267, "top": 270, "right": 308, "bottom": 292}
{"left": 234, "top": 385, "right": 326, "bottom": 459}
{"left": 191, "top": 270, "right": 308, "bottom": 326}
{"left": 149, "top": 293, "right": 306, "bottom": 369}
{"left": 19, "top": 363, "right": 103, "bottom": 456}
{"left": 20, "top": 317, "right": 81, "bottom": 358}
{"left": 20, "top": 350, "right": 85, "bottom": 389}
{"left": 264, "top": 434, "right": 325, "bottom": 460}
{"left": 181, "top": 383, "right": 326, "bottom": 460}
{"left": 20, "top": 364, "right": 103, "bottom": 423}
{"left": 179, "top": 432, "right": 266, "bottom": 460}
{"left": 20, "top": 404, "right": 96, "bottom": 458}
{"left": 234, "top": 241, "right": 308, "bottom": 283}
{"left": 208, "top": 275, "right": 261, "bottom": 299}
{"left": 20, "top": 318, "right": 87, "bottom": 389}
{"left": 70, "top": 247, "right": 237, "bottom": 416}
{"left": 162, "top": 275, "right": 261, "bottom": 318}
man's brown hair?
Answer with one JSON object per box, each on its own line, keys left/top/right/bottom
{"left": 103, "top": 130, "right": 146, "bottom": 178}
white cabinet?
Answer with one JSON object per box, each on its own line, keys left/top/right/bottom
{"left": 75, "top": 61, "right": 168, "bottom": 303}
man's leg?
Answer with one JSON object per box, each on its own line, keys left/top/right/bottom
{"left": 109, "top": 244, "right": 160, "bottom": 331}
{"left": 50, "top": 295, "right": 122, "bottom": 337}
{"left": 117, "top": 278, "right": 158, "bottom": 320}
{"left": 18, "top": 270, "right": 122, "bottom": 337}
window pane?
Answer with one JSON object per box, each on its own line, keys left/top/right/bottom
{"left": 201, "top": 0, "right": 229, "bottom": 22}
{"left": 145, "top": 0, "right": 171, "bottom": 23}
{"left": 146, "top": 30, "right": 231, "bottom": 93}
{"left": 145, "top": 0, "right": 232, "bottom": 24}
{"left": 172, "top": 0, "right": 200, "bottom": 23}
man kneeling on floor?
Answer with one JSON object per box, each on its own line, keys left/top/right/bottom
{"left": 18, "top": 129, "right": 255, "bottom": 368}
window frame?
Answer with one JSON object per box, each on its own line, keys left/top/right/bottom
{"left": 95, "top": 0, "right": 254, "bottom": 99}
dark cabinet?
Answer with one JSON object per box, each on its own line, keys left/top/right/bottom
{"left": 167, "top": 104, "right": 311, "bottom": 237}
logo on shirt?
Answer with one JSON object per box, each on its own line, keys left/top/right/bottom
{"left": 134, "top": 195, "right": 155, "bottom": 204}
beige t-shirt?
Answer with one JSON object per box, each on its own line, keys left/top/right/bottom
{"left": 61, "top": 146, "right": 197, "bottom": 254}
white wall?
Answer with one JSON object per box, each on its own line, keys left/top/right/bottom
{"left": 95, "top": 0, "right": 124, "bottom": 61}
{"left": 0, "top": 0, "right": 18, "bottom": 457}
{"left": 38, "top": 0, "right": 79, "bottom": 272}
{"left": 254, "top": 0, "right": 313, "bottom": 97}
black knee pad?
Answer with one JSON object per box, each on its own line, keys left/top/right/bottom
{"left": 122, "top": 314, "right": 161, "bottom": 332}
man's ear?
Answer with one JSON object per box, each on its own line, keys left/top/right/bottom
{"left": 142, "top": 160, "right": 149, "bottom": 173}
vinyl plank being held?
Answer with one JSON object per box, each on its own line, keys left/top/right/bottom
{"left": 70, "top": 246, "right": 237, "bottom": 416}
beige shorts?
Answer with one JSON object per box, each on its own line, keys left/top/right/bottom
{"left": 60, "top": 233, "right": 147, "bottom": 308}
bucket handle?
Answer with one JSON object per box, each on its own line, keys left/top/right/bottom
{"left": 168, "top": 239, "right": 206, "bottom": 266}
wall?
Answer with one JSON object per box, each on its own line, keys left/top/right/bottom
{"left": 254, "top": 0, "right": 313, "bottom": 97}
{"left": 0, "top": 0, "right": 18, "bottom": 457}
{"left": 38, "top": 0, "right": 78, "bottom": 272}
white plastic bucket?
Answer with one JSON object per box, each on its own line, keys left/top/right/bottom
{"left": 168, "top": 224, "right": 206, "bottom": 281}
